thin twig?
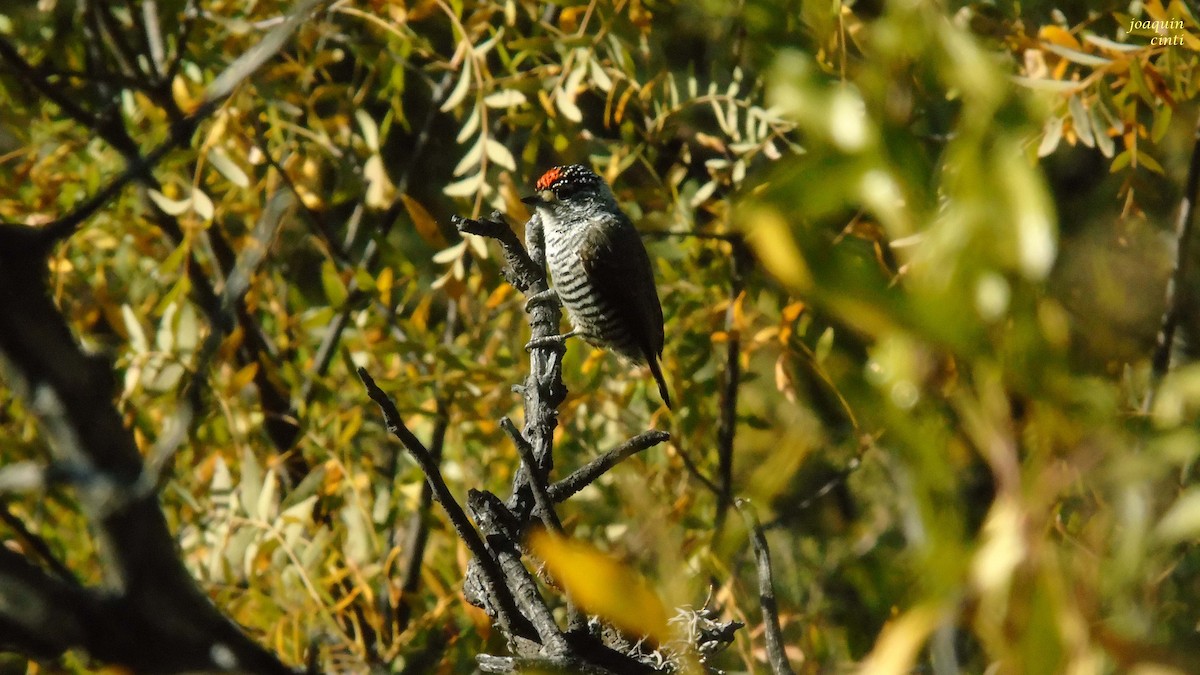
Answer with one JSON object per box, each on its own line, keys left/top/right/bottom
{"left": 762, "top": 457, "right": 862, "bottom": 530}
{"left": 0, "top": 501, "right": 76, "bottom": 583}
{"left": 715, "top": 238, "right": 748, "bottom": 530}
{"left": 357, "top": 367, "right": 534, "bottom": 642}
{"left": 546, "top": 430, "right": 670, "bottom": 503}
{"left": 465, "top": 490, "right": 569, "bottom": 652}
{"left": 502, "top": 417, "right": 563, "bottom": 533}
{"left": 1144, "top": 110, "right": 1200, "bottom": 413}
{"left": 674, "top": 445, "right": 721, "bottom": 496}
{"left": 640, "top": 229, "right": 743, "bottom": 242}
{"left": 737, "top": 499, "right": 795, "bottom": 675}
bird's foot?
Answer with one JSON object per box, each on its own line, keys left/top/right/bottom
{"left": 524, "top": 288, "right": 560, "bottom": 312}
{"left": 525, "top": 330, "right": 577, "bottom": 352}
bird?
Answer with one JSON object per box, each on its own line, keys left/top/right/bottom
{"left": 521, "top": 164, "right": 672, "bottom": 409}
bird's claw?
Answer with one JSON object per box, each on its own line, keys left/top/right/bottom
{"left": 525, "top": 330, "right": 576, "bottom": 352}
{"left": 524, "top": 288, "right": 560, "bottom": 313}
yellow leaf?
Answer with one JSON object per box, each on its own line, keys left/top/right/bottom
{"left": 741, "top": 206, "right": 812, "bottom": 293}
{"left": 1038, "top": 25, "right": 1082, "bottom": 51}
{"left": 364, "top": 154, "right": 395, "bottom": 209}
{"left": 782, "top": 301, "right": 806, "bottom": 322}
{"left": 558, "top": 5, "right": 587, "bottom": 32}
{"left": 859, "top": 604, "right": 943, "bottom": 675}
{"left": 171, "top": 74, "right": 199, "bottom": 113}
{"left": 376, "top": 267, "right": 394, "bottom": 304}
{"left": 401, "top": 194, "right": 447, "bottom": 247}
{"left": 484, "top": 284, "right": 512, "bottom": 310}
{"left": 775, "top": 354, "right": 796, "bottom": 402}
{"left": 528, "top": 531, "right": 671, "bottom": 644}
{"left": 411, "top": 293, "right": 433, "bottom": 332}
{"left": 228, "top": 362, "right": 260, "bottom": 395}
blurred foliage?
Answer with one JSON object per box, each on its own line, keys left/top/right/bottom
{"left": 0, "top": 0, "right": 1199, "bottom": 672}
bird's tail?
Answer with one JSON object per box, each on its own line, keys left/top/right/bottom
{"left": 648, "top": 355, "right": 672, "bottom": 409}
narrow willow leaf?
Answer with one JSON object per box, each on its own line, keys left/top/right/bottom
{"left": 432, "top": 241, "right": 466, "bottom": 264}
{"left": 440, "top": 59, "right": 473, "bottom": 112}
{"left": 147, "top": 189, "right": 192, "bottom": 216}
{"left": 529, "top": 531, "right": 672, "bottom": 644}
{"left": 1155, "top": 489, "right": 1200, "bottom": 542}
{"left": 589, "top": 59, "right": 612, "bottom": 92}
{"left": 1037, "top": 116, "right": 1063, "bottom": 157}
{"left": 1011, "top": 75, "right": 1079, "bottom": 92}
{"left": 208, "top": 147, "right": 250, "bottom": 187}
{"left": 321, "top": 260, "right": 348, "bottom": 306}
{"left": 256, "top": 469, "right": 277, "bottom": 521}
{"left": 1095, "top": 88, "right": 1125, "bottom": 134}
{"left": 1068, "top": 95, "right": 1094, "bottom": 147}
{"left": 192, "top": 188, "right": 215, "bottom": 221}
{"left": 443, "top": 172, "right": 483, "bottom": 197}
{"left": 555, "top": 86, "right": 582, "bottom": 122}
{"left": 732, "top": 159, "right": 747, "bottom": 184}
{"left": 453, "top": 134, "right": 485, "bottom": 177}
{"left": 1089, "top": 105, "right": 1114, "bottom": 157}
{"left": 356, "top": 109, "right": 380, "bottom": 152}
{"left": 474, "top": 27, "right": 504, "bottom": 57}
{"left": 485, "top": 139, "right": 516, "bottom": 171}
{"left": 483, "top": 89, "right": 527, "bottom": 108}
{"left": 1042, "top": 42, "right": 1112, "bottom": 66}
{"left": 689, "top": 180, "right": 717, "bottom": 207}
{"left": 712, "top": 98, "right": 735, "bottom": 137}
{"left": 1110, "top": 149, "right": 1131, "bottom": 172}
{"left": 1083, "top": 34, "right": 1143, "bottom": 52}
{"left": 239, "top": 446, "right": 263, "bottom": 519}
{"left": 457, "top": 102, "right": 481, "bottom": 143}
{"left": 1151, "top": 104, "right": 1172, "bottom": 143}
{"left": 400, "top": 194, "right": 447, "bottom": 247}
{"left": 205, "top": 0, "right": 322, "bottom": 102}
{"left": 364, "top": 154, "right": 395, "bottom": 209}
{"left": 122, "top": 304, "right": 149, "bottom": 354}
{"left": 466, "top": 233, "right": 490, "bottom": 258}
{"left": 1138, "top": 152, "right": 1164, "bottom": 175}
{"left": 557, "top": 65, "right": 587, "bottom": 122}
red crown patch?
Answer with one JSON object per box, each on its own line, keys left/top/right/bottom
{"left": 535, "top": 167, "right": 563, "bottom": 191}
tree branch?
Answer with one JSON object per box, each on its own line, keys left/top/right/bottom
{"left": 1145, "top": 110, "right": 1200, "bottom": 412}
{"left": 546, "top": 430, "right": 671, "bottom": 503}
{"left": 0, "top": 226, "right": 293, "bottom": 674}
{"left": 737, "top": 500, "right": 795, "bottom": 675}
{"left": 357, "top": 367, "right": 536, "bottom": 643}
{"left": 716, "top": 237, "right": 749, "bottom": 530}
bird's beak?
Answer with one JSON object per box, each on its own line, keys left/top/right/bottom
{"left": 520, "top": 195, "right": 540, "bottom": 205}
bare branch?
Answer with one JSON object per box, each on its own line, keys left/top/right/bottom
{"left": 737, "top": 500, "right": 795, "bottom": 675}
{"left": 547, "top": 430, "right": 671, "bottom": 503}
{"left": 0, "top": 229, "right": 292, "bottom": 674}
{"left": 0, "top": 501, "right": 76, "bottom": 584}
{"left": 357, "top": 367, "right": 535, "bottom": 642}
{"left": 503, "top": 417, "right": 564, "bottom": 532}
{"left": 1145, "top": 110, "right": 1200, "bottom": 412}
{"left": 716, "top": 238, "right": 750, "bottom": 530}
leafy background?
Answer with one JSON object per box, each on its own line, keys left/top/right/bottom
{"left": 2, "top": 0, "right": 1200, "bottom": 671}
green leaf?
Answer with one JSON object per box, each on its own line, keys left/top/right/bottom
{"left": 1151, "top": 104, "right": 1172, "bottom": 144}
{"left": 321, "top": 260, "right": 348, "bottom": 307}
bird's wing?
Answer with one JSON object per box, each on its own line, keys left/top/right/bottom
{"left": 578, "top": 214, "right": 666, "bottom": 361}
